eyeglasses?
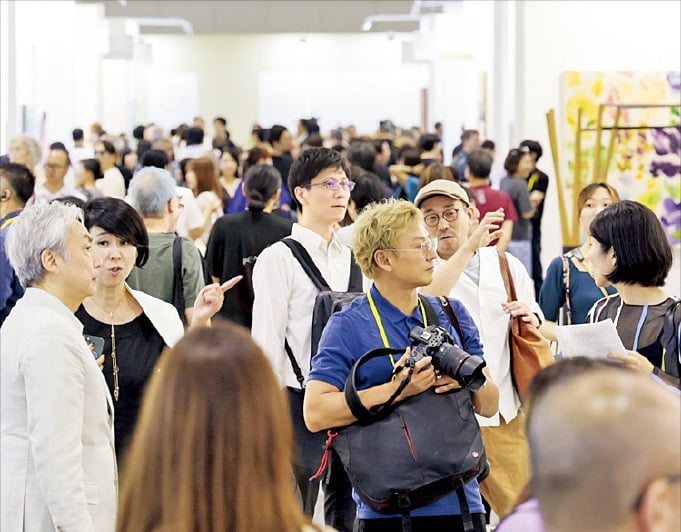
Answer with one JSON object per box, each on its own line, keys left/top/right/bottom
{"left": 303, "top": 179, "right": 356, "bottom": 192}
{"left": 94, "top": 150, "right": 106, "bottom": 156}
{"left": 423, "top": 208, "right": 462, "bottom": 227}
{"left": 385, "top": 237, "right": 438, "bottom": 255}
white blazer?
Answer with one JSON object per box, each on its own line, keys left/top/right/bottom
{"left": 126, "top": 285, "right": 184, "bottom": 348}
{"left": 1, "top": 288, "right": 117, "bottom": 532}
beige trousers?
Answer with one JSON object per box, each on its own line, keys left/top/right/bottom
{"left": 479, "top": 412, "right": 531, "bottom": 519}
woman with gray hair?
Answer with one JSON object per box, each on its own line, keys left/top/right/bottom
{"left": 1, "top": 201, "right": 117, "bottom": 531}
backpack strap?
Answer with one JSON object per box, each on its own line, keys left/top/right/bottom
{"left": 455, "top": 487, "right": 475, "bottom": 532}
{"left": 281, "top": 237, "right": 330, "bottom": 291}
{"left": 284, "top": 340, "right": 306, "bottom": 391}
{"left": 561, "top": 253, "right": 573, "bottom": 325}
{"left": 172, "top": 236, "right": 187, "bottom": 326}
{"left": 281, "top": 238, "right": 329, "bottom": 391}
{"left": 281, "top": 238, "right": 361, "bottom": 390}
{"left": 348, "top": 251, "right": 363, "bottom": 292}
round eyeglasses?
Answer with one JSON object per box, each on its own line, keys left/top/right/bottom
{"left": 303, "top": 179, "right": 355, "bottom": 192}
{"left": 423, "top": 208, "right": 462, "bottom": 227}
{"left": 385, "top": 237, "right": 438, "bottom": 255}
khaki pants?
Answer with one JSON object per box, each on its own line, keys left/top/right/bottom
{"left": 479, "top": 412, "right": 530, "bottom": 519}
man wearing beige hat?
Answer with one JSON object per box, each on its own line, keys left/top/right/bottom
{"left": 416, "top": 179, "right": 545, "bottom": 520}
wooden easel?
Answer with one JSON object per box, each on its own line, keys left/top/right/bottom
{"left": 546, "top": 102, "right": 680, "bottom": 251}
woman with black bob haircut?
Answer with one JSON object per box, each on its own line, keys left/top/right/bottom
{"left": 76, "top": 197, "right": 232, "bottom": 456}
{"left": 205, "top": 164, "right": 293, "bottom": 328}
{"left": 587, "top": 200, "right": 679, "bottom": 388}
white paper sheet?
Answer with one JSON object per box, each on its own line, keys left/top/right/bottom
{"left": 555, "top": 319, "right": 627, "bottom": 359}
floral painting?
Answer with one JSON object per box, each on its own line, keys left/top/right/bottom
{"left": 560, "top": 71, "right": 680, "bottom": 247}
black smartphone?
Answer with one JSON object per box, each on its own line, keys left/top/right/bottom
{"left": 84, "top": 334, "right": 105, "bottom": 359}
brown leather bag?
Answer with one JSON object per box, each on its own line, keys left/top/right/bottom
{"left": 498, "top": 252, "right": 554, "bottom": 401}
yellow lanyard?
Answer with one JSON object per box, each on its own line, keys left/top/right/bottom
{"left": 1, "top": 215, "right": 19, "bottom": 230}
{"left": 367, "top": 290, "right": 428, "bottom": 367}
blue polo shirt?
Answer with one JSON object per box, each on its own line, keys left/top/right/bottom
{"left": 309, "top": 283, "right": 486, "bottom": 520}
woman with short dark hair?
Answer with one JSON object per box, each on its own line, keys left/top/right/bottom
{"left": 76, "top": 197, "right": 235, "bottom": 456}
{"left": 587, "top": 200, "right": 679, "bottom": 388}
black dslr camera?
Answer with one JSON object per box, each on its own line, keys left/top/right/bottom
{"left": 407, "top": 325, "right": 487, "bottom": 391}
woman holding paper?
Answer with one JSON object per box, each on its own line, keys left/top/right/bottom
{"left": 539, "top": 183, "right": 620, "bottom": 341}
{"left": 587, "top": 200, "right": 679, "bottom": 389}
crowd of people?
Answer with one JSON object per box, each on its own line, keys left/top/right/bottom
{"left": 0, "top": 116, "right": 678, "bottom": 532}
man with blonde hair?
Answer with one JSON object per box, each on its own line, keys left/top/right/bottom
{"left": 529, "top": 369, "right": 680, "bottom": 532}
{"left": 305, "top": 199, "right": 499, "bottom": 531}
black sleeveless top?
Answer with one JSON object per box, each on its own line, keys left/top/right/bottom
{"left": 75, "top": 306, "right": 166, "bottom": 458}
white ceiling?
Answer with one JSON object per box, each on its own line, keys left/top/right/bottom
{"left": 75, "top": 0, "right": 449, "bottom": 34}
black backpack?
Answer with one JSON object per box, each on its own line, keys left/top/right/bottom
{"left": 280, "top": 238, "right": 363, "bottom": 389}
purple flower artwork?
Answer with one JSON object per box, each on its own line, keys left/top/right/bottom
{"left": 660, "top": 198, "right": 681, "bottom": 246}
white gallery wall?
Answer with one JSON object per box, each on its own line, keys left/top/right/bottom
{"left": 2, "top": 0, "right": 679, "bottom": 285}
{"left": 141, "top": 32, "right": 429, "bottom": 141}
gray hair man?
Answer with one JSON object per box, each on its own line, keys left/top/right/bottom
{"left": 1, "top": 202, "right": 117, "bottom": 531}
{"left": 529, "top": 369, "right": 680, "bottom": 532}
{"left": 126, "top": 166, "right": 205, "bottom": 323}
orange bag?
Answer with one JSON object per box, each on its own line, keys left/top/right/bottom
{"left": 498, "top": 252, "right": 554, "bottom": 401}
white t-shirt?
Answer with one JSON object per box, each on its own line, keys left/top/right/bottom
{"left": 175, "top": 186, "right": 204, "bottom": 238}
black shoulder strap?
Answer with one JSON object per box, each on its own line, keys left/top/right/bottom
{"left": 284, "top": 340, "right": 306, "bottom": 391}
{"left": 418, "top": 294, "right": 440, "bottom": 327}
{"left": 435, "top": 296, "right": 466, "bottom": 350}
{"left": 344, "top": 347, "right": 408, "bottom": 423}
{"left": 662, "top": 299, "right": 681, "bottom": 378}
{"left": 280, "top": 238, "right": 328, "bottom": 390}
{"left": 172, "top": 236, "right": 187, "bottom": 326}
{"left": 281, "top": 237, "right": 330, "bottom": 291}
{"left": 348, "top": 251, "right": 363, "bottom": 292}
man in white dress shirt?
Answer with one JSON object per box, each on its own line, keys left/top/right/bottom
{"left": 1, "top": 202, "right": 117, "bottom": 531}
{"left": 416, "top": 179, "right": 544, "bottom": 519}
{"left": 251, "top": 147, "right": 356, "bottom": 531}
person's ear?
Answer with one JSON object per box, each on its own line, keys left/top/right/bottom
{"left": 294, "top": 186, "right": 307, "bottom": 208}
{"left": 373, "top": 249, "right": 393, "bottom": 273}
{"left": 609, "top": 247, "right": 617, "bottom": 269}
{"left": 464, "top": 166, "right": 471, "bottom": 180}
{"left": 41, "top": 249, "right": 61, "bottom": 274}
{"left": 0, "top": 189, "right": 10, "bottom": 201}
{"left": 634, "top": 477, "right": 674, "bottom": 532}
